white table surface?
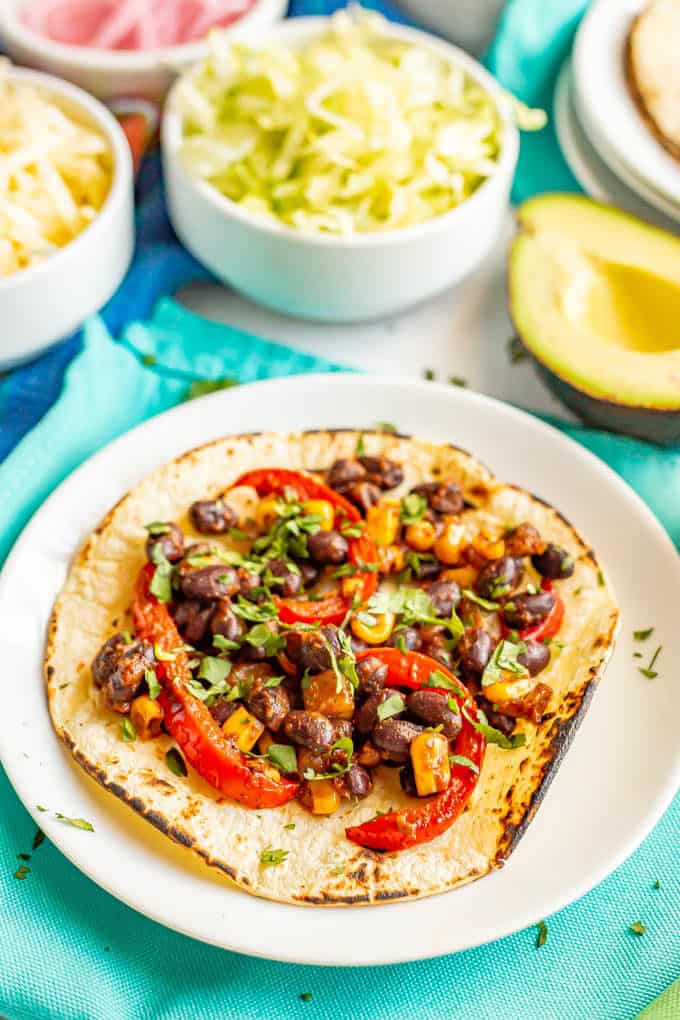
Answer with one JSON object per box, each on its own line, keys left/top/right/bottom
{"left": 177, "top": 210, "right": 576, "bottom": 422}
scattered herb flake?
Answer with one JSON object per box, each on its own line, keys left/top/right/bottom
{"left": 597, "top": 570, "right": 605, "bottom": 586}
{"left": 639, "top": 645, "right": 662, "bottom": 680}
{"left": 629, "top": 920, "right": 647, "bottom": 936}
{"left": 260, "top": 846, "right": 289, "bottom": 868}
{"left": 400, "top": 492, "right": 428, "bottom": 525}
{"left": 448, "top": 375, "right": 468, "bottom": 388}
{"left": 166, "top": 747, "right": 187, "bottom": 777}
{"left": 377, "top": 692, "right": 406, "bottom": 722}
{"left": 142, "top": 353, "right": 156, "bottom": 367}
{"left": 32, "top": 828, "right": 45, "bottom": 852}
{"left": 145, "top": 667, "right": 161, "bottom": 700}
{"left": 355, "top": 433, "right": 366, "bottom": 457}
{"left": 144, "top": 521, "right": 171, "bottom": 536}
{"left": 267, "top": 744, "right": 298, "bottom": 775}
{"left": 375, "top": 422, "right": 397, "bottom": 434}
{"left": 449, "top": 754, "right": 480, "bottom": 774}
{"left": 14, "top": 865, "right": 30, "bottom": 880}
{"left": 536, "top": 920, "right": 548, "bottom": 948}
{"left": 284, "top": 823, "right": 296, "bottom": 831}
{"left": 121, "top": 718, "right": 137, "bottom": 743}
{"left": 36, "top": 805, "right": 47, "bottom": 813}
{"left": 653, "top": 879, "right": 661, "bottom": 890}
{"left": 423, "top": 368, "right": 436, "bottom": 381}
{"left": 633, "top": 628, "right": 654, "bottom": 642}
{"left": 507, "top": 336, "right": 527, "bottom": 364}
{"left": 300, "top": 993, "right": 313, "bottom": 1003}
{"left": 55, "top": 814, "right": 94, "bottom": 832}
{"left": 17, "top": 853, "right": 31, "bottom": 862}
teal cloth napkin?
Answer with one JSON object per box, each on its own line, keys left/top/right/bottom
{"left": 1, "top": 3, "right": 679, "bottom": 1020}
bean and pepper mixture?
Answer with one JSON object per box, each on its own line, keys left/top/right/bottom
{"left": 91, "top": 449, "right": 574, "bottom": 850}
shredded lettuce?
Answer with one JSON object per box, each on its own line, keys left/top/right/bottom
{"left": 0, "top": 61, "right": 112, "bottom": 276}
{"left": 177, "top": 10, "right": 517, "bottom": 235}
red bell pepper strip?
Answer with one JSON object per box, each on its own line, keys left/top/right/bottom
{"left": 233, "top": 468, "right": 378, "bottom": 625}
{"left": 132, "top": 563, "right": 299, "bottom": 810}
{"left": 346, "top": 652, "right": 485, "bottom": 852}
{"left": 516, "top": 581, "right": 565, "bottom": 644}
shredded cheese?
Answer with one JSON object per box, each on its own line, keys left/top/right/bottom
{"left": 0, "top": 61, "right": 112, "bottom": 277}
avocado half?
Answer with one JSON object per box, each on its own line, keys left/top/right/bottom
{"left": 509, "top": 194, "right": 680, "bottom": 446}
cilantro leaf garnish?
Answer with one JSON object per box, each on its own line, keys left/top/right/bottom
{"left": 165, "top": 747, "right": 187, "bottom": 777}
{"left": 639, "top": 645, "right": 662, "bottom": 680}
{"left": 449, "top": 754, "right": 479, "bottom": 774}
{"left": 629, "top": 920, "right": 647, "bottom": 936}
{"left": 355, "top": 433, "right": 366, "bottom": 457}
{"left": 536, "top": 920, "right": 548, "bottom": 948}
{"left": 231, "top": 597, "right": 278, "bottom": 623}
{"left": 633, "top": 628, "right": 654, "bottom": 642}
{"left": 462, "top": 588, "right": 502, "bottom": 611}
{"left": 213, "top": 634, "right": 240, "bottom": 652}
{"left": 259, "top": 846, "right": 289, "bottom": 868}
{"left": 481, "top": 638, "right": 527, "bottom": 688}
{"left": 464, "top": 706, "right": 527, "bottom": 750}
{"left": 245, "top": 623, "right": 285, "bottom": 657}
{"left": 376, "top": 692, "right": 406, "bottom": 722}
{"left": 145, "top": 668, "right": 161, "bottom": 700}
{"left": 367, "top": 587, "right": 463, "bottom": 643}
{"left": 148, "top": 545, "right": 174, "bottom": 603}
{"left": 144, "top": 521, "right": 171, "bottom": 536}
{"left": 267, "top": 744, "right": 298, "bottom": 774}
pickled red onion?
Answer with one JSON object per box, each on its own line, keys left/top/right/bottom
{"left": 21, "top": 0, "right": 257, "bottom": 51}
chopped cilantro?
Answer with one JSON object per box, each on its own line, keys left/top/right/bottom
{"left": 120, "top": 718, "right": 137, "bottom": 743}
{"left": 448, "top": 375, "right": 467, "bottom": 388}
{"left": 55, "top": 814, "right": 94, "bottom": 832}
{"left": 633, "top": 628, "right": 654, "bottom": 641}
{"left": 481, "top": 638, "right": 527, "bottom": 688}
{"left": 536, "top": 920, "right": 548, "bottom": 948}
{"left": 597, "top": 570, "right": 605, "bottom": 586}
{"left": 267, "top": 744, "right": 298, "bottom": 775}
{"left": 423, "top": 368, "right": 436, "bottom": 381}
{"left": 639, "top": 645, "right": 662, "bottom": 680}
{"left": 184, "top": 378, "right": 237, "bottom": 401}
{"left": 377, "top": 692, "right": 406, "bottom": 722}
{"left": 653, "top": 879, "right": 661, "bottom": 890}
{"left": 300, "top": 993, "right": 313, "bottom": 1003}
{"left": 464, "top": 706, "right": 526, "bottom": 750}
{"left": 245, "top": 623, "right": 285, "bottom": 656}
{"left": 400, "top": 492, "right": 428, "bottom": 525}
{"left": 259, "top": 846, "right": 289, "bottom": 868}
{"left": 145, "top": 668, "right": 161, "bottom": 700}
{"left": 507, "top": 336, "right": 527, "bottom": 364}
{"left": 32, "top": 828, "right": 45, "bottom": 852}
{"left": 231, "top": 597, "right": 278, "bottom": 623}
{"left": 144, "top": 521, "right": 171, "bottom": 536}
{"left": 449, "top": 754, "right": 479, "bottom": 774}
{"left": 629, "top": 920, "right": 647, "bottom": 936}
{"left": 462, "top": 588, "right": 502, "bottom": 611}
{"left": 375, "top": 422, "right": 397, "bottom": 434}
{"left": 284, "top": 823, "right": 296, "bottom": 831}
{"left": 213, "top": 634, "right": 240, "bottom": 652}
{"left": 355, "top": 433, "right": 366, "bottom": 457}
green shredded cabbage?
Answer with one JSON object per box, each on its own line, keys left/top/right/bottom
{"left": 176, "top": 9, "right": 516, "bottom": 235}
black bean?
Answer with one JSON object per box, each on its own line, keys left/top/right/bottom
{"left": 266, "top": 558, "right": 302, "bottom": 597}
{"left": 173, "top": 599, "right": 213, "bottom": 644}
{"left": 457, "top": 627, "right": 494, "bottom": 674}
{"left": 343, "top": 481, "right": 381, "bottom": 514}
{"left": 299, "top": 562, "right": 320, "bottom": 588}
{"left": 328, "top": 458, "right": 366, "bottom": 490}
{"left": 518, "top": 639, "right": 551, "bottom": 676}
{"left": 406, "top": 690, "right": 461, "bottom": 739}
{"left": 504, "top": 522, "right": 546, "bottom": 558}
{"left": 359, "top": 455, "right": 404, "bottom": 490}
{"left": 307, "top": 530, "right": 349, "bottom": 565}
{"left": 426, "top": 580, "right": 461, "bottom": 617}
{"left": 180, "top": 564, "right": 239, "bottom": 600}
{"left": 372, "top": 719, "right": 423, "bottom": 761}
{"left": 145, "top": 523, "right": 184, "bottom": 564}
{"left": 92, "top": 633, "right": 127, "bottom": 688}
{"left": 399, "top": 763, "right": 418, "bottom": 797}
{"left": 421, "top": 643, "right": 454, "bottom": 670}
{"left": 283, "top": 711, "right": 334, "bottom": 752}
{"left": 480, "top": 703, "right": 516, "bottom": 737}
{"left": 356, "top": 655, "right": 389, "bottom": 696}
{"left": 503, "top": 592, "right": 555, "bottom": 630}
{"left": 355, "top": 689, "right": 395, "bottom": 735}
{"left": 388, "top": 626, "right": 422, "bottom": 652}
{"left": 210, "top": 599, "right": 247, "bottom": 644}
{"left": 285, "top": 625, "right": 340, "bottom": 673}
{"left": 189, "top": 499, "right": 236, "bottom": 535}
{"left": 237, "top": 567, "right": 261, "bottom": 599}
{"left": 101, "top": 640, "right": 154, "bottom": 711}
{"left": 476, "top": 556, "right": 524, "bottom": 601}
{"left": 246, "top": 680, "right": 290, "bottom": 732}
{"left": 531, "top": 543, "right": 575, "bottom": 579}
{"left": 345, "top": 764, "right": 373, "bottom": 799}
{"left": 331, "top": 719, "right": 354, "bottom": 743}
{"left": 413, "top": 481, "right": 464, "bottom": 515}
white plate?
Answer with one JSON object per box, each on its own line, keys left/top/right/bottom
{"left": 554, "top": 62, "right": 679, "bottom": 232}
{"left": 573, "top": 0, "right": 680, "bottom": 211}
{"left": 0, "top": 375, "right": 678, "bottom": 966}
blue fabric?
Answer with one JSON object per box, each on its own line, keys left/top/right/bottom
{"left": 0, "top": 3, "right": 678, "bottom": 1020}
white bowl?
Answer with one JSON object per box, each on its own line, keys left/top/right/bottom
{"left": 0, "top": 67, "right": 134, "bottom": 369}
{"left": 0, "top": 0, "right": 287, "bottom": 102}
{"left": 162, "top": 17, "right": 518, "bottom": 323}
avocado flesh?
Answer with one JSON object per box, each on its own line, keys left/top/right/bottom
{"left": 510, "top": 194, "right": 680, "bottom": 412}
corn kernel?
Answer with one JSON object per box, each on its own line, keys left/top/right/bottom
{"left": 433, "top": 519, "right": 468, "bottom": 565}
{"left": 484, "top": 674, "right": 533, "bottom": 705}
{"left": 255, "top": 495, "right": 282, "bottom": 533}
{"left": 129, "top": 694, "right": 164, "bottom": 741}
{"left": 351, "top": 611, "right": 395, "bottom": 645}
{"left": 222, "top": 705, "right": 264, "bottom": 752}
{"left": 471, "top": 533, "right": 505, "bottom": 560}
{"left": 302, "top": 499, "right": 335, "bottom": 531}
{"left": 405, "top": 519, "right": 437, "bottom": 552}
{"left": 441, "top": 565, "right": 478, "bottom": 588}
{"left": 308, "top": 779, "right": 341, "bottom": 815}
{"left": 411, "top": 731, "right": 451, "bottom": 796}
{"left": 303, "top": 669, "right": 355, "bottom": 719}
{"left": 366, "top": 502, "right": 401, "bottom": 547}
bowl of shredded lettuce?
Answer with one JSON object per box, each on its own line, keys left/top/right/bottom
{"left": 163, "top": 10, "right": 526, "bottom": 321}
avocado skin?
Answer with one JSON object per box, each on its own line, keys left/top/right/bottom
{"left": 532, "top": 359, "right": 680, "bottom": 447}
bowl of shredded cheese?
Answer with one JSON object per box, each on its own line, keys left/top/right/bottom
{"left": 162, "top": 10, "right": 526, "bottom": 322}
{"left": 0, "top": 0, "right": 287, "bottom": 101}
{"left": 0, "top": 62, "right": 134, "bottom": 367}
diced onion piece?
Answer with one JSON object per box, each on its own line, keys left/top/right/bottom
{"left": 175, "top": 9, "right": 508, "bottom": 235}
{"left": 0, "top": 61, "right": 112, "bottom": 276}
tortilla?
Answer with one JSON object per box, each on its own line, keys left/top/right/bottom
{"left": 627, "top": 0, "right": 680, "bottom": 163}
{"left": 46, "top": 430, "right": 619, "bottom": 905}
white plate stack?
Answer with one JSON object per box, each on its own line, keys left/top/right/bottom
{"left": 555, "top": 0, "right": 680, "bottom": 232}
